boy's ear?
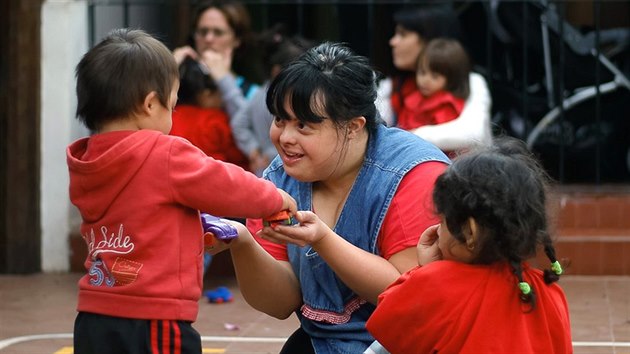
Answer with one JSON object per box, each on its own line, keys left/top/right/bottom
{"left": 142, "top": 91, "right": 159, "bottom": 116}
{"left": 463, "top": 217, "right": 480, "bottom": 252}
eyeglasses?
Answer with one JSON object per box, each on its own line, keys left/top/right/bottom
{"left": 195, "top": 27, "right": 231, "bottom": 39}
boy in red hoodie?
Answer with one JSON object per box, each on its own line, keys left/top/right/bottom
{"left": 67, "top": 28, "right": 296, "bottom": 354}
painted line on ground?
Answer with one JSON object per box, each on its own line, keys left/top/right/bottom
{"left": 573, "top": 341, "right": 630, "bottom": 347}
{"left": 2, "top": 334, "right": 629, "bottom": 350}
{"left": 200, "top": 335, "right": 287, "bottom": 343}
{"left": 0, "top": 333, "right": 288, "bottom": 350}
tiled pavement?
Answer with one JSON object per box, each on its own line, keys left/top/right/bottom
{"left": 1, "top": 273, "right": 629, "bottom": 354}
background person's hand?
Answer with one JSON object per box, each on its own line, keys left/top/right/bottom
{"left": 173, "top": 45, "right": 198, "bottom": 65}
{"left": 199, "top": 47, "right": 233, "bottom": 80}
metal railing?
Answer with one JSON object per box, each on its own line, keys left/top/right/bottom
{"left": 87, "top": 0, "right": 630, "bottom": 184}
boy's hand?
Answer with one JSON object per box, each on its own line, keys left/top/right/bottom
{"left": 417, "top": 224, "right": 442, "bottom": 266}
{"left": 277, "top": 188, "right": 297, "bottom": 216}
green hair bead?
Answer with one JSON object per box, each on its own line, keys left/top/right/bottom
{"left": 519, "top": 282, "right": 531, "bottom": 295}
{"left": 551, "top": 261, "right": 563, "bottom": 275}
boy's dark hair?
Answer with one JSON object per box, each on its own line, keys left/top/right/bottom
{"left": 432, "top": 136, "right": 561, "bottom": 308}
{"left": 178, "top": 58, "right": 217, "bottom": 105}
{"left": 75, "top": 28, "right": 179, "bottom": 131}
{"left": 266, "top": 42, "right": 380, "bottom": 134}
{"left": 419, "top": 38, "right": 470, "bottom": 99}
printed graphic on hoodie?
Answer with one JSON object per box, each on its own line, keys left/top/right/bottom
{"left": 84, "top": 224, "right": 142, "bottom": 287}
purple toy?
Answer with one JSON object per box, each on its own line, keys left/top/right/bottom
{"left": 200, "top": 213, "right": 238, "bottom": 247}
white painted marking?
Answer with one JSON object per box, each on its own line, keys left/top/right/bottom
{"left": 2, "top": 334, "right": 630, "bottom": 351}
{"left": 0, "top": 333, "right": 72, "bottom": 350}
{"left": 0, "top": 333, "right": 287, "bottom": 350}
{"left": 573, "top": 341, "right": 630, "bottom": 347}
{"left": 200, "top": 336, "right": 287, "bottom": 343}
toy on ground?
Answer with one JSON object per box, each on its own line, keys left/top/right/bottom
{"left": 200, "top": 213, "right": 238, "bottom": 251}
{"left": 262, "top": 210, "right": 295, "bottom": 227}
{"left": 204, "top": 286, "right": 234, "bottom": 303}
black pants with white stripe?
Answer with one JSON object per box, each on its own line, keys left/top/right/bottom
{"left": 74, "top": 312, "right": 201, "bottom": 354}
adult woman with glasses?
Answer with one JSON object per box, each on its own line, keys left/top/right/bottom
{"left": 173, "top": 0, "right": 258, "bottom": 120}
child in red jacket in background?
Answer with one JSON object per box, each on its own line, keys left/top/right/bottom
{"left": 365, "top": 137, "right": 572, "bottom": 354}
{"left": 170, "top": 57, "right": 250, "bottom": 171}
{"left": 170, "top": 57, "right": 253, "bottom": 285}
{"left": 67, "top": 28, "right": 296, "bottom": 354}
{"left": 396, "top": 38, "right": 470, "bottom": 133}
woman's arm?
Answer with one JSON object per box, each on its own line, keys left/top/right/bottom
{"left": 225, "top": 222, "right": 303, "bottom": 319}
{"left": 411, "top": 72, "right": 493, "bottom": 151}
{"left": 260, "top": 211, "right": 405, "bottom": 305}
{"left": 258, "top": 162, "right": 446, "bottom": 304}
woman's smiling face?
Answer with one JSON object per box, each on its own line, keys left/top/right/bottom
{"left": 269, "top": 96, "right": 345, "bottom": 183}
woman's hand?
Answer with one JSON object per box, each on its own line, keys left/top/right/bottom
{"left": 205, "top": 219, "right": 252, "bottom": 256}
{"left": 417, "top": 224, "right": 442, "bottom": 266}
{"left": 173, "top": 45, "right": 198, "bottom": 65}
{"left": 258, "top": 211, "right": 331, "bottom": 248}
{"left": 199, "top": 47, "right": 233, "bottom": 81}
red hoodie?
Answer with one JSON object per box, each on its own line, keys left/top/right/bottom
{"left": 67, "top": 129, "right": 283, "bottom": 321}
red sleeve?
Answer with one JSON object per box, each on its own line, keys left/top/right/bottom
{"left": 246, "top": 218, "right": 289, "bottom": 261}
{"left": 377, "top": 161, "right": 448, "bottom": 259}
{"left": 168, "top": 137, "right": 283, "bottom": 218}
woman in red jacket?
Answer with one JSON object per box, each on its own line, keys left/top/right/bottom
{"left": 366, "top": 137, "right": 572, "bottom": 354}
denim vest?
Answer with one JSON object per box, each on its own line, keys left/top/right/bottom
{"left": 263, "top": 124, "right": 449, "bottom": 354}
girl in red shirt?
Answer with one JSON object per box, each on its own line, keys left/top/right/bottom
{"left": 366, "top": 137, "right": 572, "bottom": 354}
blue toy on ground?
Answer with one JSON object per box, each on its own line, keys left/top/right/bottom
{"left": 204, "top": 286, "right": 234, "bottom": 303}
